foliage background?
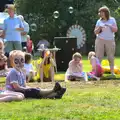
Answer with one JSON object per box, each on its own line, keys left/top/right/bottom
{"left": 14, "top": 0, "right": 120, "bottom": 55}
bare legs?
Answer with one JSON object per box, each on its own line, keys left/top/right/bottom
{"left": 40, "top": 66, "right": 54, "bottom": 82}
{"left": 0, "top": 91, "right": 24, "bottom": 102}
{"left": 87, "top": 72, "right": 100, "bottom": 81}
{"left": 49, "top": 66, "right": 55, "bottom": 82}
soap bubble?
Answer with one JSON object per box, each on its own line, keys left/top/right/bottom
{"left": 68, "top": 6, "right": 74, "bottom": 14}
{"left": 30, "top": 23, "right": 37, "bottom": 32}
{"left": 53, "top": 11, "right": 59, "bottom": 19}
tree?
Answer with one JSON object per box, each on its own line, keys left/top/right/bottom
{"left": 14, "top": 0, "right": 120, "bottom": 53}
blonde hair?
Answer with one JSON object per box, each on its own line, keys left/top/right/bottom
{"left": 9, "top": 50, "right": 24, "bottom": 67}
{"left": 6, "top": 4, "right": 16, "bottom": 11}
{"left": 72, "top": 52, "right": 82, "bottom": 59}
{"left": 88, "top": 51, "right": 96, "bottom": 60}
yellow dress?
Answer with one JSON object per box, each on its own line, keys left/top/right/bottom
{"left": 43, "top": 63, "right": 51, "bottom": 78}
{"left": 38, "top": 58, "right": 52, "bottom": 78}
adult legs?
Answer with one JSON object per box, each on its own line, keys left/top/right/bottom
{"left": 105, "top": 40, "right": 116, "bottom": 75}
{"left": 4, "top": 41, "right": 14, "bottom": 55}
{"left": 13, "top": 41, "right": 22, "bottom": 51}
{"left": 4, "top": 41, "right": 14, "bottom": 67}
{"left": 95, "top": 39, "right": 105, "bottom": 62}
{"left": 22, "top": 42, "right": 27, "bottom": 49}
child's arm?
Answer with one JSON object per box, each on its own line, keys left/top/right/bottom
{"left": 68, "top": 60, "right": 74, "bottom": 73}
{"left": 91, "top": 58, "right": 97, "bottom": 71}
{"left": 78, "top": 62, "right": 83, "bottom": 72}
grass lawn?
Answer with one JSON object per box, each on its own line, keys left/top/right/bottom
{"left": 0, "top": 57, "right": 120, "bottom": 120}
{"left": 1, "top": 81, "right": 120, "bottom": 120}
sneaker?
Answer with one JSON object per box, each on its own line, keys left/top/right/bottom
{"left": 55, "top": 88, "right": 66, "bottom": 99}
{"left": 53, "top": 82, "right": 62, "bottom": 92}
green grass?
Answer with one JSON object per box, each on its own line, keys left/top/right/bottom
{"left": 1, "top": 81, "right": 120, "bottom": 120}
{"left": 0, "top": 57, "right": 120, "bottom": 120}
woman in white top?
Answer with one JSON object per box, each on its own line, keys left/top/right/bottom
{"left": 94, "top": 6, "right": 118, "bottom": 75}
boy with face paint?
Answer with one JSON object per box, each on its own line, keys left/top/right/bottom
{"left": 6, "top": 50, "right": 66, "bottom": 99}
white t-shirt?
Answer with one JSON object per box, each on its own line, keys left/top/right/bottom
{"left": 21, "top": 21, "right": 29, "bottom": 42}
{"left": 24, "top": 63, "right": 33, "bottom": 75}
{"left": 96, "top": 17, "right": 117, "bottom": 40}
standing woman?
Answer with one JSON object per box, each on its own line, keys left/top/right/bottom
{"left": 94, "top": 6, "right": 118, "bottom": 75}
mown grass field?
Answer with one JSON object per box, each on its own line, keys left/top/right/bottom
{"left": 0, "top": 57, "right": 120, "bottom": 120}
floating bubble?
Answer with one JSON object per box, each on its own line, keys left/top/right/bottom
{"left": 30, "top": 23, "right": 37, "bottom": 32}
{"left": 53, "top": 11, "right": 59, "bottom": 19}
{"left": 68, "top": 6, "right": 74, "bottom": 14}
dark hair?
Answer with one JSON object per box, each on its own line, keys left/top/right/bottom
{"left": 99, "top": 6, "right": 110, "bottom": 20}
{"left": 25, "top": 53, "right": 32, "bottom": 64}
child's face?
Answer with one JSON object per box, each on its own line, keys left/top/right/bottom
{"left": 14, "top": 55, "right": 25, "bottom": 69}
{"left": 74, "top": 57, "right": 81, "bottom": 64}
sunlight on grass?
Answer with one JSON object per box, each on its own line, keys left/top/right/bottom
{"left": 54, "top": 73, "right": 65, "bottom": 81}
{"left": 1, "top": 81, "right": 120, "bottom": 120}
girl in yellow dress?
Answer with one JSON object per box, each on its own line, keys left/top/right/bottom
{"left": 39, "top": 50, "right": 56, "bottom": 82}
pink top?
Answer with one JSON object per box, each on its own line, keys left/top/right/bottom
{"left": 90, "top": 57, "right": 103, "bottom": 77}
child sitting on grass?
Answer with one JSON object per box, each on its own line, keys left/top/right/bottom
{"left": 65, "top": 52, "right": 88, "bottom": 81}
{"left": 87, "top": 51, "right": 103, "bottom": 80}
{"left": 6, "top": 50, "right": 66, "bottom": 99}
{"left": 24, "top": 53, "right": 36, "bottom": 82}
{"left": 39, "top": 50, "right": 56, "bottom": 82}
{"left": 0, "top": 39, "right": 9, "bottom": 76}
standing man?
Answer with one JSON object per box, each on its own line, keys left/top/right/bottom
{"left": 3, "top": 4, "right": 24, "bottom": 57}
{"left": 18, "top": 15, "right": 29, "bottom": 49}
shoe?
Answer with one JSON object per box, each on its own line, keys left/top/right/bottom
{"left": 55, "top": 87, "right": 66, "bottom": 99}
{"left": 53, "top": 82, "right": 62, "bottom": 92}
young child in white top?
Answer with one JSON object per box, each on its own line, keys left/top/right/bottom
{"left": 24, "top": 53, "right": 36, "bottom": 82}
{"left": 65, "top": 52, "right": 88, "bottom": 81}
